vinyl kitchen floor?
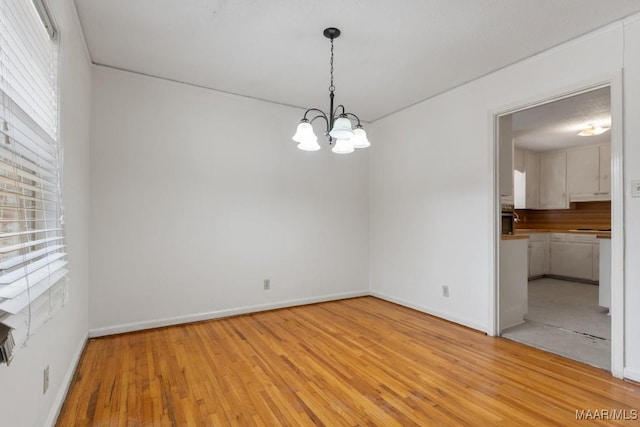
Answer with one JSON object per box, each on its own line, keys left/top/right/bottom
{"left": 502, "top": 278, "right": 611, "bottom": 370}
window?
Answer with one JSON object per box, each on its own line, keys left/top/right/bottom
{"left": 0, "top": 0, "right": 66, "bottom": 364}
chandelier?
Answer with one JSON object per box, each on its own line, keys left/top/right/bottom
{"left": 292, "top": 27, "right": 371, "bottom": 154}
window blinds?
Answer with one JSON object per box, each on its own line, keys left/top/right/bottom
{"left": 0, "top": 0, "right": 66, "bottom": 364}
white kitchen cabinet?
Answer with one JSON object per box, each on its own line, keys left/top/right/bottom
{"left": 539, "top": 151, "right": 567, "bottom": 209}
{"left": 522, "top": 144, "right": 609, "bottom": 209}
{"left": 526, "top": 233, "right": 601, "bottom": 282}
{"left": 567, "top": 144, "right": 611, "bottom": 202}
{"left": 567, "top": 146, "right": 599, "bottom": 194}
{"left": 514, "top": 149, "right": 539, "bottom": 209}
{"left": 549, "top": 232, "right": 567, "bottom": 242}
{"left": 513, "top": 148, "right": 526, "bottom": 209}
{"left": 549, "top": 242, "right": 593, "bottom": 280}
{"left": 499, "top": 115, "right": 514, "bottom": 197}
{"left": 549, "top": 233, "right": 599, "bottom": 281}
{"left": 528, "top": 234, "right": 548, "bottom": 278}
{"left": 524, "top": 151, "right": 539, "bottom": 209}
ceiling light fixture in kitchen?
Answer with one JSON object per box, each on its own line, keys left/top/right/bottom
{"left": 292, "top": 27, "right": 370, "bottom": 154}
{"left": 577, "top": 123, "right": 610, "bottom": 136}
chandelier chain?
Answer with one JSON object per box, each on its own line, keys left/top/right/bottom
{"left": 329, "top": 38, "right": 335, "bottom": 93}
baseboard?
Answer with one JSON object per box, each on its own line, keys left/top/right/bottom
{"left": 541, "top": 274, "right": 598, "bottom": 286}
{"left": 89, "top": 291, "right": 369, "bottom": 337}
{"left": 624, "top": 367, "right": 640, "bottom": 383}
{"left": 45, "top": 332, "right": 88, "bottom": 427}
{"left": 89, "top": 289, "right": 488, "bottom": 338}
{"left": 370, "top": 291, "right": 487, "bottom": 332}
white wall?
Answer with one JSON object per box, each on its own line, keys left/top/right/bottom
{"left": 623, "top": 16, "right": 640, "bottom": 381}
{"left": 370, "top": 17, "right": 640, "bottom": 379}
{"left": 0, "top": 0, "right": 92, "bottom": 426}
{"left": 89, "top": 68, "right": 369, "bottom": 334}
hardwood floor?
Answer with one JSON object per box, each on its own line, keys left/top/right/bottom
{"left": 57, "top": 297, "right": 640, "bottom": 426}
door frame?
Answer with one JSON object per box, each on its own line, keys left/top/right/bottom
{"left": 488, "top": 72, "right": 624, "bottom": 378}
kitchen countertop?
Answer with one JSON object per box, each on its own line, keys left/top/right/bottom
{"left": 512, "top": 228, "right": 611, "bottom": 239}
{"left": 501, "top": 234, "right": 529, "bottom": 240}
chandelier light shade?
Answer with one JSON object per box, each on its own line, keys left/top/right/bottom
{"left": 332, "top": 138, "right": 355, "bottom": 154}
{"left": 292, "top": 27, "right": 371, "bottom": 154}
{"left": 292, "top": 120, "right": 320, "bottom": 150}
{"left": 292, "top": 120, "right": 315, "bottom": 143}
{"left": 297, "top": 137, "right": 321, "bottom": 152}
{"left": 577, "top": 123, "right": 610, "bottom": 136}
{"left": 329, "top": 117, "right": 354, "bottom": 139}
{"left": 351, "top": 125, "right": 371, "bottom": 148}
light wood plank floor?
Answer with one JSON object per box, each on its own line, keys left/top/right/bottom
{"left": 57, "top": 297, "right": 640, "bottom": 426}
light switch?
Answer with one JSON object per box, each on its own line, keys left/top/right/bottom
{"left": 632, "top": 180, "right": 640, "bottom": 198}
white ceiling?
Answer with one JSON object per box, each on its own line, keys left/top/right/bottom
{"left": 512, "top": 87, "right": 611, "bottom": 152}
{"left": 74, "top": 0, "right": 640, "bottom": 122}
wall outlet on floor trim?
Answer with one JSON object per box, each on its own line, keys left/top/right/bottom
{"left": 442, "top": 285, "right": 449, "bottom": 298}
{"left": 263, "top": 279, "right": 270, "bottom": 290}
{"left": 632, "top": 179, "right": 640, "bottom": 198}
{"left": 43, "top": 365, "right": 49, "bottom": 394}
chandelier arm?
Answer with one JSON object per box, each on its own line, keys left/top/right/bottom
{"left": 333, "top": 104, "right": 346, "bottom": 117}
{"left": 302, "top": 108, "right": 328, "bottom": 122}
{"left": 303, "top": 109, "right": 331, "bottom": 138}
{"left": 308, "top": 113, "right": 329, "bottom": 128}
{"left": 293, "top": 28, "right": 370, "bottom": 153}
{"left": 342, "top": 112, "right": 363, "bottom": 127}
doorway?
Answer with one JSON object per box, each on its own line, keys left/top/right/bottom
{"left": 494, "top": 82, "right": 623, "bottom": 375}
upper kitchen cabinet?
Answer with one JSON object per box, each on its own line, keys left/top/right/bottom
{"left": 513, "top": 149, "right": 539, "bottom": 209}
{"left": 539, "top": 151, "right": 568, "bottom": 209}
{"left": 499, "top": 115, "right": 514, "bottom": 198}
{"left": 567, "top": 143, "right": 611, "bottom": 202}
{"left": 524, "top": 151, "right": 539, "bottom": 208}
{"left": 508, "top": 87, "right": 610, "bottom": 211}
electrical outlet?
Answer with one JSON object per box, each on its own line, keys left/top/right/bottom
{"left": 632, "top": 180, "right": 640, "bottom": 198}
{"left": 263, "top": 279, "right": 270, "bottom": 290}
{"left": 442, "top": 285, "right": 449, "bottom": 298}
{"left": 43, "top": 365, "right": 49, "bottom": 394}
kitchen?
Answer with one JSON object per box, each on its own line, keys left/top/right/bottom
{"left": 497, "top": 87, "right": 612, "bottom": 370}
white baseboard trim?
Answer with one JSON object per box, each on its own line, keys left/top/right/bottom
{"left": 370, "top": 291, "right": 487, "bottom": 333}
{"left": 45, "top": 332, "right": 88, "bottom": 427}
{"left": 624, "top": 367, "right": 640, "bottom": 383}
{"left": 89, "top": 291, "right": 369, "bottom": 337}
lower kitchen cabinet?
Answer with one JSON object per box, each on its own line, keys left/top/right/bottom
{"left": 549, "top": 241, "right": 593, "bottom": 280}
{"left": 527, "top": 233, "right": 600, "bottom": 282}
{"left": 548, "top": 233, "right": 599, "bottom": 281}
{"left": 528, "top": 235, "right": 548, "bottom": 278}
